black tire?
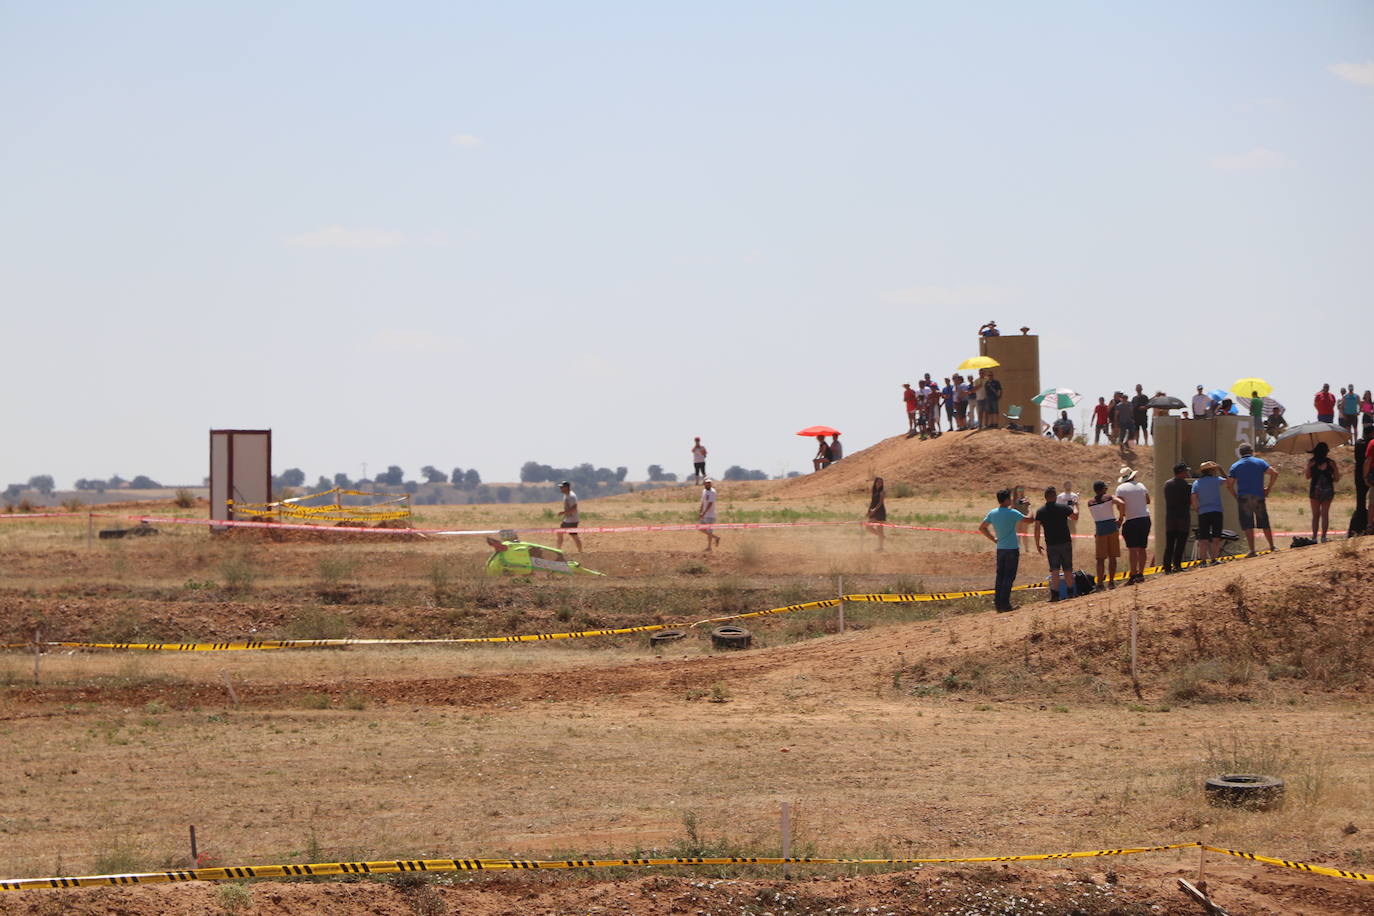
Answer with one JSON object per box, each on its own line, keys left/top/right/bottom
{"left": 1204, "top": 774, "right": 1285, "bottom": 810}
{"left": 710, "top": 625, "right": 752, "bottom": 650}
{"left": 649, "top": 629, "right": 687, "bottom": 646}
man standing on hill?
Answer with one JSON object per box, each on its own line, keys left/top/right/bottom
{"left": 1131, "top": 384, "right": 1151, "bottom": 445}
{"left": 698, "top": 478, "right": 721, "bottom": 552}
{"left": 691, "top": 437, "right": 708, "bottom": 484}
{"left": 1114, "top": 394, "right": 1135, "bottom": 446}
{"left": 1227, "top": 443, "right": 1278, "bottom": 556}
{"left": 954, "top": 374, "right": 970, "bottom": 430}
{"left": 941, "top": 377, "right": 955, "bottom": 431}
{"left": 1162, "top": 463, "right": 1193, "bottom": 573}
{"left": 1034, "top": 486, "right": 1079, "bottom": 600}
{"left": 1315, "top": 383, "right": 1336, "bottom": 423}
{"left": 1092, "top": 397, "right": 1111, "bottom": 444}
{"left": 903, "top": 383, "right": 918, "bottom": 433}
{"left": 829, "top": 433, "right": 843, "bottom": 462}
{"left": 982, "top": 371, "right": 1003, "bottom": 429}
{"left": 979, "top": 489, "right": 1031, "bottom": 612}
{"left": 1191, "top": 385, "right": 1212, "bottom": 420}
{"left": 1341, "top": 386, "right": 1360, "bottom": 444}
{"left": 1115, "top": 468, "right": 1150, "bottom": 584}
{"left": 556, "top": 481, "right": 583, "bottom": 553}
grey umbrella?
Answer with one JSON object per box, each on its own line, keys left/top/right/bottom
{"left": 1272, "top": 422, "right": 1347, "bottom": 454}
{"left": 1145, "top": 395, "right": 1186, "bottom": 410}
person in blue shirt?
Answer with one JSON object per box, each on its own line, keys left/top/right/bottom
{"left": 979, "top": 488, "right": 1031, "bottom": 612}
{"left": 1226, "top": 444, "right": 1279, "bottom": 556}
{"left": 941, "top": 378, "right": 955, "bottom": 432}
{"left": 1191, "top": 460, "right": 1226, "bottom": 564}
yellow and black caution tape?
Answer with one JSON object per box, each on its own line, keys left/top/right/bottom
{"left": 40, "top": 623, "right": 676, "bottom": 653}
{"left": 4, "top": 842, "right": 1370, "bottom": 891}
{"left": 1201, "top": 845, "right": 1374, "bottom": 882}
{"left": 231, "top": 490, "right": 412, "bottom": 524}
{"left": 3, "top": 549, "right": 1272, "bottom": 654}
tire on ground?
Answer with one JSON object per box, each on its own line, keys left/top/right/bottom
{"left": 710, "top": 625, "right": 752, "bottom": 650}
{"left": 649, "top": 629, "right": 687, "bottom": 646}
{"left": 1204, "top": 774, "right": 1285, "bottom": 810}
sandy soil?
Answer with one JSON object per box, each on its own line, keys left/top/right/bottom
{"left": 1, "top": 448, "right": 1372, "bottom": 915}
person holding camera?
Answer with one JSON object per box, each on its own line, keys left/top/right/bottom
{"left": 979, "top": 488, "right": 1031, "bottom": 612}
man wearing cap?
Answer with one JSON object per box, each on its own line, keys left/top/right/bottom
{"left": 1114, "top": 393, "right": 1135, "bottom": 446}
{"left": 1191, "top": 386, "right": 1211, "bottom": 420}
{"left": 698, "top": 478, "right": 720, "bottom": 552}
{"left": 1162, "top": 463, "right": 1193, "bottom": 573}
{"left": 1226, "top": 444, "right": 1278, "bottom": 556}
{"left": 1115, "top": 467, "right": 1151, "bottom": 584}
{"left": 979, "top": 488, "right": 1031, "bottom": 612}
{"left": 1192, "top": 461, "right": 1226, "bottom": 564}
{"left": 556, "top": 481, "right": 583, "bottom": 552}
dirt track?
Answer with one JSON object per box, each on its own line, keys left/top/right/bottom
{"left": 2, "top": 458, "right": 1372, "bottom": 914}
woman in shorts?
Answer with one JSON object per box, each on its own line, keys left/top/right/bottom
{"left": 865, "top": 477, "right": 887, "bottom": 551}
{"left": 1305, "top": 442, "right": 1340, "bottom": 543}
{"left": 1191, "top": 461, "right": 1225, "bottom": 564}
{"left": 1086, "top": 481, "right": 1124, "bottom": 589}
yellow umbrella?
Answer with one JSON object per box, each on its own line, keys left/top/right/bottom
{"left": 1233, "top": 377, "right": 1272, "bottom": 398}
{"left": 957, "top": 356, "right": 1001, "bottom": 371}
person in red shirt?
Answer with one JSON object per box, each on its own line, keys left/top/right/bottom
{"left": 1091, "top": 397, "right": 1111, "bottom": 445}
{"left": 902, "top": 383, "right": 918, "bottom": 433}
{"left": 1315, "top": 383, "right": 1337, "bottom": 423}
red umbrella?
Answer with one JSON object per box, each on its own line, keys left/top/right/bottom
{"left": 796, "top": 426, "right": 840, "bottom": 437}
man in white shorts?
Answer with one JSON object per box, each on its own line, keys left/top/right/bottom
{"left": 698, "top": 478, "right": 721, "bottom": 552}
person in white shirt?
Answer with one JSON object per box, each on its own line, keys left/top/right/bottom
{"left": 1056, "top": 481, "right": 1080, "bottom": 536}
{"left": 698, "top": 479, "right": 721, "bottom": 552}
{"left": 1114, "top": 468, "right": 1151, "bottom": 584}
{"left": 1190, "top": 385, "right": 1211, "bottom": 419}
{"left": 691, "top": 437, "right": 708, "bottom": 484}
{"left": 556, "top": 481, "right": 582, "bottom": 552}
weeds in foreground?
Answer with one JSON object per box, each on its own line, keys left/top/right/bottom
{"left": 390, "top": 872, "right": 447, "bottom": 915}
{"left": 316, "top": 555, "right": 357, "bottom": 590}
{"left": 283, "top": 607, "right": 351, "bottom": 640}
{"left": 92, "top": 839, "right": 143, "bottom": 876}
{"left": 215, "top": 881, "right": 252, "bottom": 914}
{"left": 219, "top": 550, "right": 258, "bottom": 594}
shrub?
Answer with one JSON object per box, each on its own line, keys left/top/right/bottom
{"left": 173, "top": 489, "right": 196, "bottom": 508}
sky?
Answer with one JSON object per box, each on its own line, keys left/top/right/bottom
{"left": 3, "top": 2, "right": 1372, "bottom": 488}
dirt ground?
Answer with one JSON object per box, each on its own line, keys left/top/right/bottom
{"left": 2, "top": 433, "right": 1371, "bottom": 914}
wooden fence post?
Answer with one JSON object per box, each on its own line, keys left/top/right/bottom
{"left": 780, "top": 802, "right": 792, "bottom": 879}
{"left": 836, "top": 575, "right": 845, "bottom": 634}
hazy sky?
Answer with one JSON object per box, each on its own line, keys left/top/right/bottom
{"left": 4, "top": 2, "right": 1371, "bottom": 488}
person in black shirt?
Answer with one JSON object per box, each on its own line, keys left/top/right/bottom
{"left": 1034, "top": 486, "right": 1079, "bottom": 600}
{"left": 1353, "top": 431, "right": 1373, "bottom": 535}
{"left": 1131, "top": 384, "right": 1152, "bottom": 446}
{"left": 1162, "top": 462, "right": 1193, "bottom": 572}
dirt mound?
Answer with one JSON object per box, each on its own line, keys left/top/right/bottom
{"left": 773, "top": 430, "right": 1155, "bottom": 499}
